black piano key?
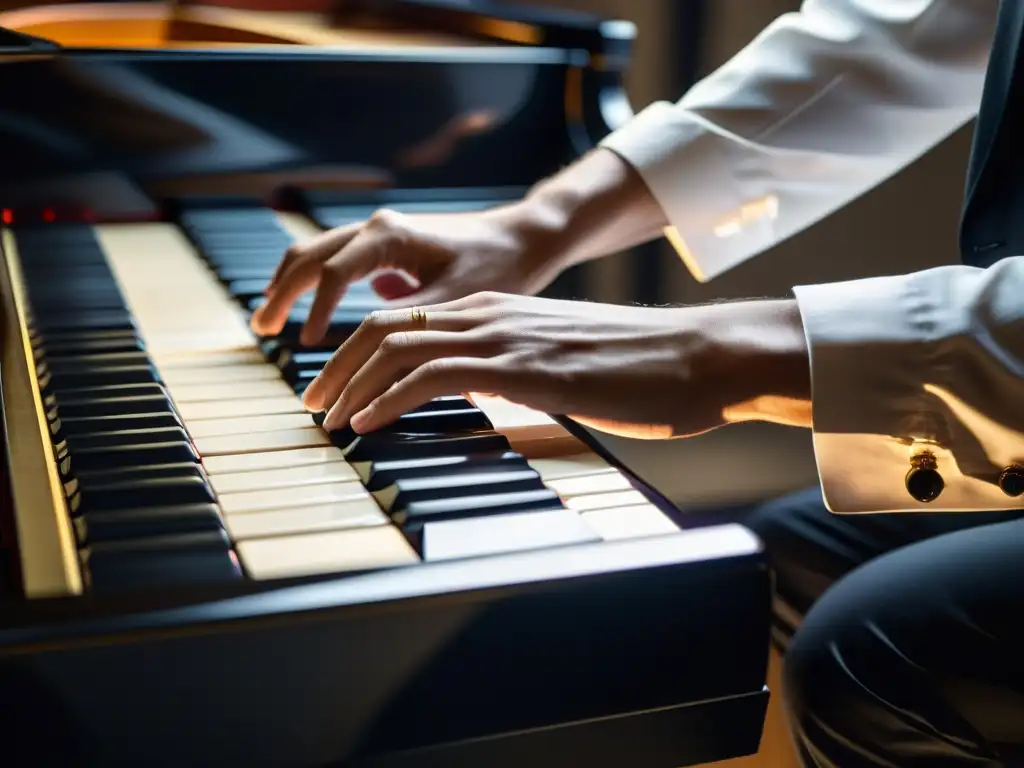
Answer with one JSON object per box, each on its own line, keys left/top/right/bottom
{"left": 74, "top": 462, "right": 209, "bottom": 485}
{"left": 44, "top": 382, "right": 168, "bottom": 402}
{"left": 31, "top": 309, "right": 135, "bottom": 333}
{"left": 67, "top": 474, "right": 216, "bottom": 516}
{"left": 37, "top": 361, "right": 161, "bottom": 391}
{"left": 314, "top": 396, "right": 473, "bottom": 426}
{"left": 248, "top": 293, "right": 382, "bottom": 314}
{"left": 340, "top": 431, "right": 511, "bottom": 465}
{"left": 74, "top": 503, "right": 225, "bottom": 546}
{"left": 50, "top": 393, "right": 176, "bottom": 419}
{"left": 62, "top": 426, "right": 192, "bottom": 451}
{"left": 32, "top": 334, "right": 146, "bottom": 358}
{"left": 58, "top": 440, "right": 201, "bottom": 474}
{"left": 227, "top": 278, "right": 270, "bottom": 299}
{"left": 380, "top": 467, "right": 546, "bottom": 512}
{"left": 81, "top": 530, "right": 242, "bottom": 592}
{"left": 364, "top": 451, "right": 526, "bottom": 492}
{"left": 393, "top": 488, "right": 565, "bottom": 527}
{"left": 35, "top": 350, "right": 150, "bottom": 367}
{"left": 30, "top": 328, "right": 140, "bottom": 345}
{"left": 57, "top": 411, "right": 182, "bottom": 437}
{"left": 215, "top": 265, "right": 282, "bottom": 281}
{"left": 329, "top": 408, "right": 493, "bottom": 449}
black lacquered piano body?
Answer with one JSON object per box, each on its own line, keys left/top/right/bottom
{"left": 0, "top": 4, "right": 772, "bottom": 766}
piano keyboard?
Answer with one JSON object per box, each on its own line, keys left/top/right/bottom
{"left": 4, "top": 207, "right": 681, "bottom": 596}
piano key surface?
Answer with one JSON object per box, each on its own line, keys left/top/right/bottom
{"left": 3, "top": 210, "right": 689, "bottom": 595}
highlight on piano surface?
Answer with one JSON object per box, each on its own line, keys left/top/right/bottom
{"left": 0, "top": 3, "right": 772, "bottom": 766}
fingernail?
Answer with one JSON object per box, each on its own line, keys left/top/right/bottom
{"left": 322, "top": 402, "right": 346, "bottom": 431}
{"left": 301, "top": 381, "right": 322, "bottom": 410}
{"left": 350, "top": 406, "right": 374, "bottom": 433}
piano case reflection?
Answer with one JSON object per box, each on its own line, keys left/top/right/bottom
{"left": 0, "top": 3, "right": 772, "bottom": 766}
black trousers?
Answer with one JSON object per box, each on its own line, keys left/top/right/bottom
{"left": 744, "top": 488, "right": 1024, "bottom": 767}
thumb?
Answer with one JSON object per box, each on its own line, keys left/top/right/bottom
{"left": 384, "top": 279, "right": 468, "bottom": 309}
{"left": 370, "top": 270, "right": 420, "bottom": 300}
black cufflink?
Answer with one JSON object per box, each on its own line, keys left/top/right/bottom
{"left": 906, "top": 451, "right": 944, "bottom": 503}
{"left": 999, "top": 465, "right": 1024, "bottom": 497}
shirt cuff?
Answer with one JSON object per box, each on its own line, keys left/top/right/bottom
{"left": 793, "top": 271, "right": 1024, "bottom": 513}
{"left": 599, "top": 103, "right": 770, "bottom": 282}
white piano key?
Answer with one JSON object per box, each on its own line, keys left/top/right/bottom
{"left": 194, "top": 427, "right": 330, "bottom": 457}
{"left": 581, "top": 503, "right": 680, "bottom": 540}
{"left": 203, "top": 446, "right": 347, "bottom": 475}
{"left": 566, "top": 489, "right": 649, "bottom": 512}
{"left": 154, "top": 349, "right": 266, "bottom": 369}
{"left": 187, "top": 412, "right": 316, "bottom": 439}
{"left": 161, "top": 364, "right": 282, "bottom": 387}
{"left": 530, "top": 453, "right": 614, "bottom": 481}
{"left": 420, "top": 508, "right": 601, "bottom": 562}
{"left": 546, "top": 470, "right": 633, "bottom": 498}
{"left": 466, "top": 393, "right": 584, "bottom": 458}
{"left": 168, "top": 380, "right": 295, "bottom": 403}
{"left": 218, "top": 480, "right": 368, "bottom": 515}
{"left": 94, "top": 223, "right": 256, "bottom": 356}
{"left": 210, "top": 461, "right": 359, "bottom": 495}
{"left": 177, "top": 396, "right": 307, "bottom": 421}
{"left": 238, "top": 527, "right": 420, "bottom": 580}
{"left": 226, "top": 498, "right": 388, "bottom": 541}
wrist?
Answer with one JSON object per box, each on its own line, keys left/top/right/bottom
{"left": 502, "top": 148, "right": 669, "bottom": 273}
{"left": 706, "top": 299, "right": 813, "bottom": 428}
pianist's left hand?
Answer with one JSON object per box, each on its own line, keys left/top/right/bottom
{"left": 302, "top": 292, "right": 813, "bottom": 440}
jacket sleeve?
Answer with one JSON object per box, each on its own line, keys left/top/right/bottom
{"left": 600, "top": 0, "right": 997, "bottom": 281}
{"left": 793, "top": 257, "right": 1024, "bottom": 513}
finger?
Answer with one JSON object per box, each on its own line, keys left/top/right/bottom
{"left": 321, "top": 330, "right": 499, "bottom": 429}
{"left": 266, "top": 223, "right": 360, "bottom": 294}
{"left": 301, "top": 307, "right": 484, "bottom": 411}
{"left": 299, "top": 231, "right": 387, "bottom": 346}
{"left": 250, "top": 258, "right": 322, "bottom": 336}
{"left": 349, "top": 357, "right": 506, "bottom": 433}
{"left": 371, "top": 271, "right": 420, "bottom": 300}
{"left": 253, "top": 225, "right": 361, "bottom": 334}
{"left": 384, "top": 280, "right": 475, "bottom": 310}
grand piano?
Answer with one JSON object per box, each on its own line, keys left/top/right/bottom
{"left": 0, "top": 3, "right": 773, "bottom": 766}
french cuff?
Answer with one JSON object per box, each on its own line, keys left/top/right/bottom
{"left": 793, "top": 275, "right": 1024, "bottom": 514}
{"left": 599, "top": 103, "right": 781, "bottom": 282}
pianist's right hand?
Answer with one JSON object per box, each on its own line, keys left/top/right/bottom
{"left": 250, "top": 149, "right": 669, "bottom": 346}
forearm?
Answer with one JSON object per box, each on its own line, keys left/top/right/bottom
{"left": 503, "top": 148, "right": 669, "bottom": 273}
{"left": 600, "top": 0, "right": 995, "bottom": 281}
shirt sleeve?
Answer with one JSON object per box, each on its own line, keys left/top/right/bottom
{"left": 792, "top": 257, "right": 1024, "bottom": 513}
{"left": 600, "top": 0, "right": 997, "bottom": 282}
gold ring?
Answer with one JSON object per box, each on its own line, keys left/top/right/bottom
{"left": 409, "top": 306, "right": 428, "bottom": 329}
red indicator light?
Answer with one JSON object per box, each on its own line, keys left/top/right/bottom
{"left": 1, "top": 209, "right": 12, "bottom": 225}
{"left": 42, "top": 208, "right": 56, "bottom": 222}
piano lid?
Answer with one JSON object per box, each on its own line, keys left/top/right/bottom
{"left": 0, "top": 2, "right": 633, "bottom": 220}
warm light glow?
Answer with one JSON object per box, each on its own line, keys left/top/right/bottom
{"left": 1, "top": 209, "right": 12, "bottom": 225}
{"left": 42, "top": 208, "right": 55, "bottom": 223}
{"left": 713, "top": 194, "right": 779, "bottom": 239}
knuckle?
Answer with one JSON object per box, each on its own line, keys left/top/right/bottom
{"left": 364, "top": 310, "right": 386, "bottom": 330}
{"left": 378, "top": 331, "right": 412, "bottom": 355}
{"left": 418, "top": 358, "right": 453, "bottom": 381}
{"left": 367, "top": 207, "right": 400, "bottom": 231}
{"left": 282, "top": 243, "right": 305, "bottom": 263}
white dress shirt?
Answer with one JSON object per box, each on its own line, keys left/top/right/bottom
{"left": 599, "top": 0, "right": 1024, "bottom": 513}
